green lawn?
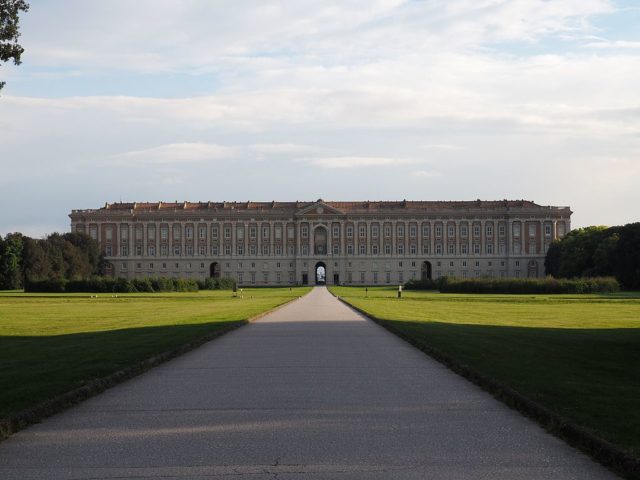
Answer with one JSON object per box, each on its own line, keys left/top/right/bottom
{"left": 0, "top": 287, "right": 310, "bottom": 418}
{"left": 330, "top": 286, "right": 640, "bottom": 456}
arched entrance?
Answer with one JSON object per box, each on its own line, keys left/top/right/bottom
{"left": 209, "top": 262, "right": 220, "bottom": 279}
{"left": 421, "top": 261, "right": 432, "bottom": 281}
{"left": 315, "top": 262, "right": 326, "bottom": 285}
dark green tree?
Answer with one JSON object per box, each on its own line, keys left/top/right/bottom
{"left": 0, "top": 232, "right": 24, "bottom": 289}
{"left": 0, "top": 0, "right": 29, "bottom": 91}
{"left": 612, "top": 223, "right": 640, "bottom": 289}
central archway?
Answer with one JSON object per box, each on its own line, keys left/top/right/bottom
{"left": 315, "top": 261, "right": 326, "bottom": 285}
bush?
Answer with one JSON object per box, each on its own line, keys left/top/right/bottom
{"left": 436, "top": 276, "right": 620, "bottom": 294}
{"left": 197, "top": 276, "right": 237, "bottom": 290}
{"left": 403, "top": 278, "right": 441, "bottom": 290}
{"left": 24, "top": 276, "right": 201, "bottom": 293}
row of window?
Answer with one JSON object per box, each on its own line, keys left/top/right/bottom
{"left": 88, "top": 221, "right": 565, "bottom": 242}
{"left": 107, "top": 241, "right": 544, "bottom": 257}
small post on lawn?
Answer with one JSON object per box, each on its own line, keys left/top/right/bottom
{"left": 232, "top": 284, "right": 237, "bottom": 298}
{"left": 365, "top": 287, "right": 368, "bottom": 298}
{"left": 398, "top": 284, "right": 403, "bottom": 299}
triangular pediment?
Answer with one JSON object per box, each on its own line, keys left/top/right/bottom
{"left": 296, "top": 199, "right": 344, "bottom": 216}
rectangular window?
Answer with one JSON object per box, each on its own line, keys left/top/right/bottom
{"left": 263, "top": 226, "right": 269, "bottom": 239}
{"left": 448, "top": 225, "right": 455, "bottom": 238}
{"left": 360, "top": 272, "right": 365, "bottom": 283}
{"left": 148, "top": 245, "right": 156, "bottom": 257}
{"left": 288, "top": 226, "right": 295, "bottom": 239}
{"left": 347, "top": 226, "right": 353, "bottom": 238}
{"left": 199, "top": 226, "right": 206, "bottom": 240}
{"left": 135, "top": 227, "right": 143, "bottom": 240}
{"left": 211, "top": 225, "right": 219, "bottom": 239}
{"left": 499, "top": 243, "right": 505, "bottom": 254}
{"left": 302, "top": 245, "right": 309, "bottom": 255}
{"left": 276, "top": 245, "right": 283, "bottom": 255}
{"left": 224, "top": 227, "right": 231, "bottom": 239}
{"left": 372, "top": 225, "right": 379, "bottom": 238}
{"left": 288, "top": 245, "right": 295, "bottom": 255}
{"left": 422, "top": 244, "right": 429, "bottom": 254}
{"left": 89, "top": 226, "right": 98, "bottom": 240}
{"left": 359, "top": 244, "right": 366, "bottom": 255}
{"left": 473, "top": 243, "right": 480, "bottom": 255}
{"left": 436, "top": 244, "right": 442, "bottom": 255}
{"left": 161, "top": 245, "right": 168, "bottom": 256}
{"left": 545, "top": 224, "right": 552, "bottom": 237}
{"left": 409, "top": 225, "right": 417, "bottom": 237}
{"left": 359, "top": 225, "right": 366, "bottom": 237}
{"left": 486, "top": 225, "right": 493, "bottom": 237}
{"left": 514, "top": 243, "right": 521, "bottom": 254}
{"left": 373, "top": 271, "right": 378, "bottom": 284}
{"left": 397, "top": 244, "right": 404, "bottom": 255}
{"left": 275, "top": 226, "right": 282, "bottom": 239}
{"left": 372, "top": 244, "right": 379, "bottom": 255}
{"left": 186, "top": 227, "right": 193, "bottom": 239}
{"left": 173, "top": 225, "right": 181, "bottom": 240}
{"left": 473, "top": 225, "right": 480, "bottom": 237}
{"left": 448, "top": 243, "right": 455, "bottom": 254}
{"left": 333, "top": 244, "right": 340, "bottom": 255}
{"left": 199, "top": 245, "right": 205, "bottom": 256}
{"left": 121, "top": 226, "right": 128, "bottom": 240}
{"left": 385, "top": 244, "right": 391, "bottom": 255}
{"left": 397, "top": 225, "right": 405, "bottom": 237}
{"left": 422, "top": 225, "right": 430, "bottom": 237}
{"left": 385, "top": 271, "right": 391, "bottom": 283}
{"left": 237, "top": 226, "right": 244, "bottom": 239}
{"left": 250, "top": 226, "right": 257, "bottom": 239}
{"left": 529, "top": 224, "right": 536, "bottom": 237}
{"left": 161, "top": 227, "right": 168, "bottom": 240}
{"left": 185, "top": 245, "right": 193, "bottom": 256}
{"left": 384, "top": 225, "right": 391, "bottom": 237}
{"left": 224, "top": 245, "right": 231, "bottom": 255}
{"left": 528, "top": 243, "right": 537, "bottom": 254}
{"left": 461, "top": 244, "right": 468, "bottom": 255}
{"left": 121, "top": 245, "right": 128, "bottom": 256}
{"left": 347, "top": 244, "right": 354, "bottom": 255}
{"left": 302, "top": 226, "right": 308, "bottom": 238}
{"left": 106, "top": 227, "right": 113, "bottom": 241}
{"left": 105, "top": 245, "right": 113, "bottom": 256}
{"left": 211, "top": 245, "right": 219, "bottom": 255}
{"left": 435, "top": 225, "right": 442, "bottom": 238}
{"left": 237, "top": 245, "right": 245, "bottom": 256}
{"left": 487, "top": 244, "right": 494, "bottom": 254}
{"left": 262, "top": 244, "right": 269, "bottom": 256}
{"left": 513, "top": 223, "right": 521, "bottom": 236}
{"left": 499, "top": 225, "right": 505, "bottom": 237}
{"left": 410, "top": 244, "right": 416, "bottom": 255}
{"left": 136, "top": 245, "right": 142, "bottom": 256}
{"left": 249, "top": 245, "right": 257, "bottom": 255}
{"left": 174, "top": 245, "right": 181, "bottom": 256}
{"left": 461, "top": 225, "right": 468, "bottom": 237}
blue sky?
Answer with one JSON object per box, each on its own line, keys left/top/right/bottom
{"left": 1, "top": 0, "right": 639, "bottom": 236}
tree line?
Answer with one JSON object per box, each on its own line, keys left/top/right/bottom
{"left": 545, "top": 223, "right": 640, "bottom": 290}
{"left": 0, "top": 232, "right": 104, "bottom": 290}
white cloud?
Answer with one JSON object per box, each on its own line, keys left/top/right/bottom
{"left": 112, "top": 143, "right": 236, "bottom": 165}
{"left": 309, "top": 156, "right": 413, "bottom": 169}
{"left": 411, "top": 170, "right": 441, "bottom": 178}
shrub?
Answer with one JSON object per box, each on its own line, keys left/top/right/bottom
{"left": 436, "top": 276, "right": 620, "bottom": 294}
{"left": 403, "top": 278, "right": 440, "bottom": 290}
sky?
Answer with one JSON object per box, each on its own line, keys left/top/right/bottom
{"left": 1, "top": 0, "right": 639, "bottom": 237}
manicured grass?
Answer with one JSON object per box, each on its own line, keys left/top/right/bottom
{"left": 330, "top": 286, "right": 640, "bottom": 456}
{"left": 0, "top": 287, "right": 310, "bottom": 418}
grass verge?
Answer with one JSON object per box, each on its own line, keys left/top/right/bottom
{"left": 330, "top": 286, "right": 640, "bottom": 479}
{"left": 0, "top": 287, "right": 310, "bottom": 438}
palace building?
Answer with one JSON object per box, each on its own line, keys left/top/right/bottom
{"left": 69, "top": 199, "right": 572, "bottom": 286}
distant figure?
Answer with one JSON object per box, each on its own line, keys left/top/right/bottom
{"left": 398, "top": 284, "right": 403, "bottom": 299}
{"left": 365, "top": 287, "right": 368, "bottom": 297}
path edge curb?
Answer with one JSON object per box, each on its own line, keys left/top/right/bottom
{"left": 0, "top": 292, "right": 305, "bottom": 443}
{"left": 332, "top": 292, "right": 639, "bottom": 480}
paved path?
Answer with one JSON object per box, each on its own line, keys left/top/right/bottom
{"left": 0, "top": 287, "right": 617, "bottom": 479}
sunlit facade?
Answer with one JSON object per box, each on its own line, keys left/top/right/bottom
{"left": 69, "top": 199, "right": 572, "bottom": 285}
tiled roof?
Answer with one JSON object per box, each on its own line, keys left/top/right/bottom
{"left": 70, "top": 199, "right": 569, "bottom": 214}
